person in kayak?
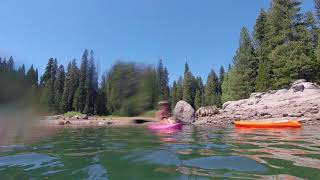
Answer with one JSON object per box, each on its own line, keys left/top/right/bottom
{"left": 155, "top": 101, "right": 177, "bottom": 124}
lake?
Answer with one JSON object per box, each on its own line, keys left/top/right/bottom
{"left": 0, "top": 125, "right": 320, "bottom": 179}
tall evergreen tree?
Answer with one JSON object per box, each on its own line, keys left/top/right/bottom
{"left": 96, "top": 75, "right": 108, "bottom": 115}
{"left": 176, "top": 76, "right": 183, "bottom": 102}
{"left": 182, "top": 63, "right": 193, "bottom": 106}
{"left": 157, "top": 60, "right": 170, "bottom": 101}
{"left": 255, "top": 62, "right": 270, "bottom": 92}
{"left": 218, "top": 66, "right": 225, "bottom": 94}
{"left": 267, "top": 0, "right": 316, "bottom": 87}
{"left": 204, "top": 70, "right": 220, "bottom": 106}
{"left": 222, "top": 27, "right": 257, "bottom": 101}
{"left": 74, "top": 50, "right": 89, "bottom": 112}
{"left": 53, "top": 65, "right": 65, "bottom": 113}
{"left": 40, "top": 58, "right": 57, "bottom": 112}
{"left": 171, "top": 81, "right": 178, "bottom": 108}
{"left": 18, "top": 64, "right": 25, "bottom": 77}
{"left": 26, "top": 65, "right": 38, "bottom": 87}
{"left": 7, "top": 56, "right": 14, "bottom": 72}
{"left": 194, "top": 89, "right": 202, "bottom": 110}
{"left": 60, "top": 59, "right": 79, "bottom": 112}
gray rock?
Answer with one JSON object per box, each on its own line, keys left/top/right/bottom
{"left": 57, "top": 121, "right": 65, "bottom": 125}
{"left": 275, "top": 89, "right": 288, "bottom": 95}
{"left": 80, "top": 114, "right": 88, "bottom": 120}
{"left": 195, "top": 106, "right": 219, "bottom": 117}
{"left": 292, "top": 84, "right": 305, "bottom": 92}
{"left": 65, "top": 120, "right": 71, "bottom": 124}
{"left": 288, "top": 113, "right": 304, "bottom": 117}
{"left": 250, "top": 92, "right": 264, "bottom": 99}
{"left": 174, "top": 100, "right": 195, "bottom": 124}
{"left": 222, "top": 101, "right": 236, "bottom": 109}
{"left": 292, "top": 79, "right": 307, "bottom": 85}
{"left": 309, "top": 109, "right": 319, "bottom": 114}
{"left": 260, "top": 112, "right": 270, "bottom": 116}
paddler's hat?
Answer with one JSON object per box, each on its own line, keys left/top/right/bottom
{"left": 158, "top": 100, "right": 170, "bottom": 105}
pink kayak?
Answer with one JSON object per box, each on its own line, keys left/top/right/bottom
{"left": 148, "top": 123, "right": 182, "bottom": 131}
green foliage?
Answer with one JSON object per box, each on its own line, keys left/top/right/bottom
{"left": 204, "top": 70, "right": 221, "bottom": 106}
{"left": 63, "top": 111, "right": 85, "bottom": 118}
{"left": 255, "top": 61, "right": 270, "bottom": 92}
{"left": 53, "top": 65, "right": 65, "bottom": 113}
{"left": 157, "top": 60, "right": 170, "bottom": 101}
{"left": 224, "top": 27, "right": 257, "bottom": 101}
{"left": 60, "top": 59, "right": 79, "bottom": 112}
{"left": 222, "top": 68, "right": 244, "bottom": 103}
{"left": 182, "top": 63, "right": 193, "bottom": 106}
{"left": 194, "top": 89, "right": 202, "bottom": 110}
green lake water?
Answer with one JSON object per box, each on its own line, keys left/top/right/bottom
{"left": 0, "top": 125, "right": 320, "bottom": 179}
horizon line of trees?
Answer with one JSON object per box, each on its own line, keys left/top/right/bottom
{"left": 2, "top": 0, "right": 320, "bottom": 116}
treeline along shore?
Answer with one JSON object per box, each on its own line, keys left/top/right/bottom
{"left": 2, "top": 0, "right": 320, "bottom": 118}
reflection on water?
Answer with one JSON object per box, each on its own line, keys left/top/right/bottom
{"left": 0, "top": 125, "right": 319, "bottom": 179}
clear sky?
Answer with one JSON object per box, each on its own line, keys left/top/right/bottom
{"left": 0, "top": 0, "right": 314, "bottom": 83}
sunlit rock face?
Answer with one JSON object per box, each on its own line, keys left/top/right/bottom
{"left": 174, "top": 100, "right": 195, "bottom": 124}
{"left": 195, "top": 80, "right": 320, "bottom": 125}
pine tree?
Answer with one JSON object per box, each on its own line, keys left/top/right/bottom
{"left": 157, "top": 60, "right": 170, "bottom": 101}
{"left": 194, "top": 89, "right": 202, "bottom": 110}
{"left": 40, "top": 58, "right": 57, "bottom": 112}
{"left": 74, "top": 50, "right": 89, "bottom": 112}
{"left": 7, "top": 56, "right": 14, "bottom": 72}
{"left": 176, "top": 76, "right": 183, "bottom": 101}
{"left": 96, "top": 75, "right": 108, "bottom": 115}
{"left": 204, "top": 70, "right": 220, "bottom": 106}
{"left": 218, "top": 66, "right": 225, "bottom": 94}
{"left": 222, "top": 27, "right": 257, "bottom": 101}
{"left": 221, "top": 68, "right": 244, "bottom": 103}
{"left": 53, "top": 65, "right": 65, "bottom": 113}
{"left": 18, "top": 64, "right": 25, "bottom": 77}
{"left": 182, "top": 63, "right": 193, "bottom": 106}
{"left": 83, "top": 50, "right": 98, "bottom": 114}
{"left": 255, "top": 62, "right": 270, "bottom": 92}
{"left": 61, "top": 59, "right": 79, "bottom": 112}
{"left": 26, "top": 65, "right": 37, "bottom": 87}
{"left": 171, "top": 81, "right": 178, "bottom": 108}
{"left": 266, "top": 0, "right": 316, "bottom": 87}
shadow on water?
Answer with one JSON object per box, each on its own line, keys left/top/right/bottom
{"left": 0, "top": 125, "right": 319, "bottom": 179}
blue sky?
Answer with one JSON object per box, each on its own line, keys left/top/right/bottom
{"left": 0, "top": 0, "right": 314, "bottom": 83}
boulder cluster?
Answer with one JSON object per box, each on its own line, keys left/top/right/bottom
{"left": 174, "top": 79, "right": 320, "bottom": 125}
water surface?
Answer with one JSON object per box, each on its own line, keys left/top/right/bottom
{"left": 0, "top": 125, "right": 320, "bottom": 179}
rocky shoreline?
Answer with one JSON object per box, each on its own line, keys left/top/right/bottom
{"left": 42, "top": 79, "right": 320, "bottom": 128}
{"left": 174, "top": 79, "right": 320, "bottom": 126}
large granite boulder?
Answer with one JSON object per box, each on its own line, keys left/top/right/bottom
{"left": 174, "top": 100, "right": 195, "bottom": 124}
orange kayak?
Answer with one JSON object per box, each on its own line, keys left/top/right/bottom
{"left": 234, "top": 120, "right": 301, "bottom": 128}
